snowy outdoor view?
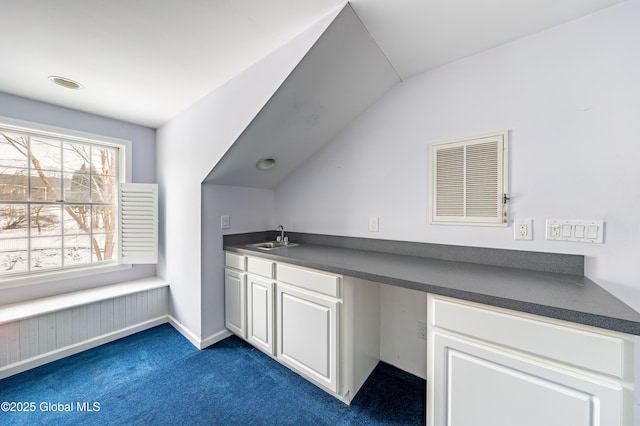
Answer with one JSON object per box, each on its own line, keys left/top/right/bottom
{"left": 0, "top": 129, "right": 118, "bottom": 276}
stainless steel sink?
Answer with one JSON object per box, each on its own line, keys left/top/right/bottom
{"left": 247, "top": 241, "right": 299, "bottom": 250}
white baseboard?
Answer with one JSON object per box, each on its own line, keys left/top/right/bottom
{"left": 167, "top": 315, "right": 231, "bottom": 349}
{"left": 1, "top": 316, "right": 234, "bottom": 380}
{"left": 167, "top": 315, "right": 201, "bottom": 348}
{"left": 0, "top": 316, "right": 168, "bottom": 380}
{"left": 200, "top": 328, "right": 233, "bottom": 349}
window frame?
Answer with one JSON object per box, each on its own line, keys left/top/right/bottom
{"left": 0, "top": 116, "right": 132, "bottom": 289}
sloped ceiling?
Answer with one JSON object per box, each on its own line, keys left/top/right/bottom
{"left": 1, "top": 1, "right": 627, "bottom": 189}
{"left": 0, "top": 1, "right": 625, "bottom": 128}
{"left": 203, "top": 4, "right": 399, "bottom": 188}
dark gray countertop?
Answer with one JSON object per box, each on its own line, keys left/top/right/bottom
{"left": 224, "top": 237, "right": 640, "bottom": 335}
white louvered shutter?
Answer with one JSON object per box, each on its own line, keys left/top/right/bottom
{"left": 431, "top": 132, "right": 508, "bottom": 226}
{"left": 119, "top": 183, "right": 158, "bottom": 264}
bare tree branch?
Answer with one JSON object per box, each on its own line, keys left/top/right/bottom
{"left": 1, "top": 132, "right": 116, "bottom": 261}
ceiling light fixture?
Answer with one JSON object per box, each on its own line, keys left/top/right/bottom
{"left": 48, "top": 76, "right": 84, "bottom": 90}
{"left": 256, "top": 157, "right": 277, "bottom": 170}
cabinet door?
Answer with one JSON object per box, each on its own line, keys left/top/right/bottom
{"left": 247, "top": 275, "right": 274, "bottom": 355}
{"left": 429, "top": 331, "right": 626, "bottom": 426}
{"left": 276, "top": 283, "right": 339, "bottom": 393}
{"left": 224, "top": 268, "right": 246, "bottom": 338}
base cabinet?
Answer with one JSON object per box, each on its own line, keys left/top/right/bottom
{"left": 427, "top": 295, "right": 634, "bottom": 426}
{"left": 432, "top": 332, "right": 625, "bottom": 426}
{"left": 276, "top": 282, "right": 339, "bottom": 393}
{"left": 247, "top": 275, "right": 275, "bottom": 355}
{"left": 224, "top": 251, "right": 380, "bottom": 404}
{"left": 224, "top": 267, "right": 246, "bottom": 338}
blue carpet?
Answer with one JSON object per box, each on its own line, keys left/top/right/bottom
{"left": 0, "top": 324, "right": 425, "bottom": 425}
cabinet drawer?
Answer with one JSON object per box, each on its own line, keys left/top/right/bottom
{"left": 276, "top": 264, "right": 341, "bottom": 297}
{"left": 431, "top": 296, "right": 632, "bottom": 380}
{"left": 248, "top": 257, "right": 274, "bottom": 278}
{"left": 225, "top": 252, "right": 246, "bottom": 271}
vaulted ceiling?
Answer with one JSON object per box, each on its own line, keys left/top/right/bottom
{"left": 204, "top": 4, "right": 400, "bottom": 188}
{"left": 1, "top": 0, "right": 625, "bottom": 128}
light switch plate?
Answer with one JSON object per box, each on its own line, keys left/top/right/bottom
{"left": 545, "top": 219, "right": 604, "bottom": 243}
{"left": 221, "top": 215, "right": 230, "bottom": 229}
{"left": 368, "top": 216, "right": 379, "bottom": 232}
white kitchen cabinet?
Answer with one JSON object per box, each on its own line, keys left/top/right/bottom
{"left": 246, "top": 258, "right": 275, "bottom": 355}
{"left": 224, "top": 266, "right": 246, "bottom": 338}
{"left": 276, "top": 281, "right": 339, "bottom": 393}
{"left": 224, "top": 252, "right": 380, "bottom": 404}
{"left": 275, "top": 261, "right": 342, "bottom": 392}
{"left": 427, "top": 294, "right": 634, "bottom": 426}
{"left": 247, "top": 275, "right": 275, "bottom": 355}
{"left": 275, "top": 263, "right": 380, "bottom": 403}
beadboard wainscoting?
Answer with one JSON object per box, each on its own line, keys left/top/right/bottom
{"left": 0, "top": 279, "right": 169, "bottom": 379}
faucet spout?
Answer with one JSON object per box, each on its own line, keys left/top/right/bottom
{"left": 276, "top": 225, "right": 285, "bottom": 243}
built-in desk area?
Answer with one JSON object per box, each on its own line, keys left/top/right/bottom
{"left": 224, "top": 231, "right": 640, "bottom": 425}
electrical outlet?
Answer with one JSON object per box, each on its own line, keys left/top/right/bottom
{"left": 514, "top": 219, "right": 532, "bottom": 240}
{"left": 368, "top": 216, "right": 379, "bottom": 232}
{"left": 220, "top": 215, "right": 230, "bottom": 229}
{"left": 418, "top": 321, "right": 428, "bottom": 340}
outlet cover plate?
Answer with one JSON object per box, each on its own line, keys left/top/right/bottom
{"left": 514, "top": 219, "right": 533, "bottom": 240}
{"left": 418, "top": 321, "right": 428, "bottom": 340}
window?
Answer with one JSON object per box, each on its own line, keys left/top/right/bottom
{"left": 430, "top": 131, "right": 508, "bottom": 226}
{"left": 0, "top": 117, "right": 156, "bottom": 284}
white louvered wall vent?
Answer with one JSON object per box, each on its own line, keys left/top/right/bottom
{"left": 119, "top": 183, "right": 158, "bottom": 264}
{"left": 430, "top": 131, "right": 508, "bottom": 226}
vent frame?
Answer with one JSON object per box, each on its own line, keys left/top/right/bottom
{"left": 430, "top": 131, "right": 508, "bottom": 226}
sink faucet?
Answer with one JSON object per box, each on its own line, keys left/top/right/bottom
{"left": 276, "top": 225, "right": 285, "bottom": 243}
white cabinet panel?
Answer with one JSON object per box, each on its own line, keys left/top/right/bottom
{"left": 277, "top": 283, "right": 339, "bottom": 393}
{"left": 432, "top": 332, "right": 625, "bottom": 426}
{"left": 427, "top": 295, "right": 633, "bottom": 426}
{"left": 247, "top": 275, "right": 274, "bottom": 355}
{"left": 277, "top": 263, "right": 340, "bottom": 297}
{"left": 449, "top": 351, "right": 593, "bottom": 426}
{"left": 448, "top": 348, "right": 592, "bottom": 426}
{"left": 432, "top": 297, "right": 630, "bottom": 379}
{"left": 224, "top": 268, "right": 246, "bottom": 338}
{"left": 247, "top": 257, "right": 274, "bottom": 278}
{"left": 225, "top": 252, "right": 246, "bottom": 271}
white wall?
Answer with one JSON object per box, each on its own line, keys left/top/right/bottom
{"left": 156, "top": 10, "right": 339, "bottom": 341}
{"left": 0, "top": 93, "right": 157, "bottom": 305}
{"left": 201, "top": 184, "right": 274, "bottom": 339}
{"left": 379, "top": 284, "right": 428, "bottom": 379}
{"left": 275, "top": 1, "right": 640, "bottom": 312}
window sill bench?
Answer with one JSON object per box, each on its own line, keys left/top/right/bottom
{"left": 0, "top": 277, "right": 169, "bottom": 325}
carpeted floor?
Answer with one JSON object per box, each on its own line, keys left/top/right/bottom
{"left": 0, "top": 324, "right": 425, "bottom": 425}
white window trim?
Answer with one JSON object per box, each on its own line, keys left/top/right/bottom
{"left": 0, "top": 116, "right": 132, "bottom": 181}
{"left": 0, "top": 263, "right": 131, "bottom": 289}
{"left": 0, "top": 116, "right": 134, "bottom": 289}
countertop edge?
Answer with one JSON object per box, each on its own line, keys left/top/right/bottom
{"left": 224, "top": 244, "right": 640, "bottom": 336}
